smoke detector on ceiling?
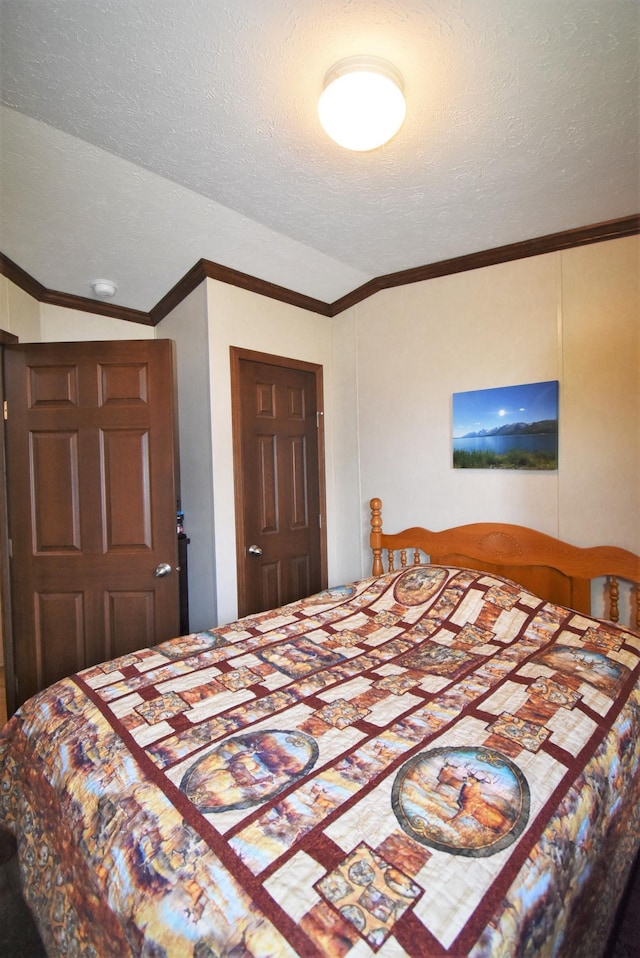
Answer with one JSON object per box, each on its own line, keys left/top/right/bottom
{"left": 90, "top": 278, "right": 118, "bottom": 298}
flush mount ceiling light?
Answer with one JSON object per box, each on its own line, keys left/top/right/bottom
{"left": 318, "top": 55, "right": 406, "bottom": 151}
{"left": 90, "top": 278, "right": 118, "bottom": 298}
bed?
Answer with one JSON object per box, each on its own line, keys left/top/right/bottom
{"left": 1, "top": 497, "right": 639, "bottom": 958}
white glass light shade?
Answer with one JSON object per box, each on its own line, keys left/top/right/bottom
{"left": 318, "top": 56, "right": 406, "bottom": 151}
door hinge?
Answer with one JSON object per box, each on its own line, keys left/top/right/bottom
{"left": 7, "top": 538, "right": 12, "bottom": 558}
{"left": 3, "top": 400, "right": 7, "bottom": 421}
{"left": 319, "top": 513, "right": 323, "bottom": 529}
{"left": 316, "top": 410, "right": 323, "bottom": 428}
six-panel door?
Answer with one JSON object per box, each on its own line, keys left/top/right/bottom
{"left": 5, "top": 339, "right": 180, "bottom": 706}
{"left": 236, "top": 356, "right": 324, "bottom": 616}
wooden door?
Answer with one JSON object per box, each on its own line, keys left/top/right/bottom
{"left": 5, "top": 339, "right": 180, "bottom": 708}
{"left": 0, "top": 332, "right": 18, "bottom": 718}
{"left": 231, "top": 348, "right": 327, "bottom": 617}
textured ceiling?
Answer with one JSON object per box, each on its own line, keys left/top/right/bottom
{"left": 1, "top": 0, "right": 639, "bottom": 313}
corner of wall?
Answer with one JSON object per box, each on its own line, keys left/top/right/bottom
{"left": 157, "top": 279, "right": 217, "bottom": 632}
{"left": 2, "top": 277, "right": 42, "bottom": 341}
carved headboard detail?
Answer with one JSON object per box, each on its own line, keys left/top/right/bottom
{"left": 369, "top": 497, "right": 640, "bottom": 628}
{"left": 476, "top": 532, "right": 523, "bottom": 559}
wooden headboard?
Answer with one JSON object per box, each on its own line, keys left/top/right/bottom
{"left": 370, "top": 498, "right": 640, "bottom": 628}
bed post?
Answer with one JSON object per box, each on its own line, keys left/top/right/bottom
{"left": 370, "top": 498, "right": 384, "bottom": 576}
{"left": 609, "top": 577, "right": 620, "bottom": 623}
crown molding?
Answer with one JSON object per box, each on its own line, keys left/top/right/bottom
{"left": 2, "top": 215, "right": 638, "bottom": 326}
{"left": 149, "top": 259, "right": 332, "bottom": 325}
{"left": 326, "top": 215, "right": 640, "bottom": 314}
{"left": 42, "top": 289, "right": 153, "bottom": 325}
{"left": 0, "top": 253, "right": 47, "bottom": 301}
{"left": 0, "top": 253, "right": 153, "bottom": 325}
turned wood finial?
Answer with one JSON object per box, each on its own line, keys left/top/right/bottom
{"left": 370, "top": 498, "right": 384, "bottom": 576}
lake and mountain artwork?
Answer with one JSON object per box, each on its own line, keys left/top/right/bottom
{"left": 452, "top": 380, "right": 559, "bottom": 469}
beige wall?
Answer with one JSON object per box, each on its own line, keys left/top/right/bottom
{"left": 0, "top": 274, "right": 41, "bottom": 339}
{"left": 559, "top": 239, "right": 639, "bottom": 549}
{"left": 204, "top": 280, "right": 336, "bottom": 627}
{"left": 352, "top": 252, "right": 562, "bottom": 546}
{"left": 162, "top": 236, "right": 638, "bottom": 628}
{"left": 346, "top": 237, "right": 639, "bottom": 606}
{"left": 39, "top": 304, "right": 155, "bottom": 342}
{"left": 2, "top": 233, "right": 638, "bottom": 630}
{"left": 158, "top": 279, "right": 361, "bottom": 629}
{"left": 0, "top": 277, "right": 156, "bottom": 342}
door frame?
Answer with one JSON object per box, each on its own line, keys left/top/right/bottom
{"left": 230, "top": 346, "right": 328, "bottom": 617}
{"left": 0, "top": 329, "right": 19, "bottom": 717}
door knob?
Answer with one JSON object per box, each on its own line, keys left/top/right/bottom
{"left": 248, "top": 545, "right": 263, "bottom": 556}
{"left": 155, "top": 562, "right": 173, "bottom": 578}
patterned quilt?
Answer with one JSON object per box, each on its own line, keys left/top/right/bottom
{"left": 1, "top": 566, "right": 640, "bottom": 958}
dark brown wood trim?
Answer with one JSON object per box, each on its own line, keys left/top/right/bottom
{"left": 229, "top": 347, "right": 248, "bottom": 612}
{"left": 229, "top": 346, "right": 328, "bottom": 617}
{"left": 149, "top": 259, "right": 333, "bottom": 325}
{"left": 148, "top": 260, "right": 209, "bottom": 325}
{"left": 41, "top": 289, "right": 154, "bottom": 325}
{"left": 201, "top": 261, "right": 333, "bottom": 317}
{"left": 0, "top": 330, "right": 19, "bottom": 345}
{"left": 0, "top": 346, "right": 15, "bottom": 716}
{"left": 0, "top": 253, "right": 154, "bottom": 325}
{"left": 0, "top": 253, "right": 47, "bottom": 300}
{"left": 2, "top": 215, "right": 638, "bottom": 324}
{"left": 326, "top": 214, "right": 640, "bottom": 315}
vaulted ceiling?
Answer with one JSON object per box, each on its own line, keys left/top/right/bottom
{"left": 1, "top": 0, "right": 638, "bottom": 315}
